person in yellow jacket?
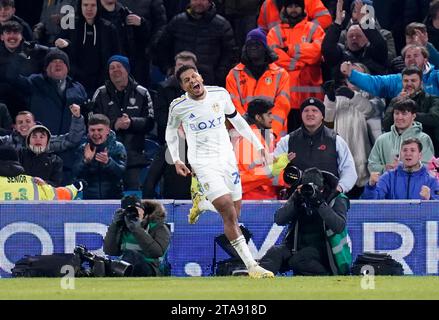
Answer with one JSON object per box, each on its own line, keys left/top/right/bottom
{"left": 258, "top": 0, "right": 332, "bottom": 33}
{"left": 232, "top": 99, "right": 289, "bottom": 199}
{"left": 267, "top": 0, "right": 326, "bottom": 132}
{"left": 226, "top": 28, "right": 290, "bottom": 140}
{"left": 0, "top": 144, "right": 83, "bottom": 200}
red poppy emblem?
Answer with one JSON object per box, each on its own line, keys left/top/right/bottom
{"left": 318, "top": 144, "right": 326, "bottom": 151}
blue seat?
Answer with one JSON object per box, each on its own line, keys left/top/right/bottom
{"left": 144, "top": 138, "right": 161, "bottom": 163}
{"left": 139, "top": 138, "right": 162, "bottom": 194}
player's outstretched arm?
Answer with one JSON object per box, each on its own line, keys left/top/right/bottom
{"left": 227, "top": 111, "right": 264, "bottom": 153}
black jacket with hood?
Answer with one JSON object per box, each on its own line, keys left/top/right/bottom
{"left": 92, "top": 77, "right": 154, "bottom": 167}
{"left": 18, "top": 125, "right": 64, "bottom": 187}
{"left": 156, "top": 2, "right": 235, "bottom": 86}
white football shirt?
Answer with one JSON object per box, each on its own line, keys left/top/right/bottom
{"left": 166, "top": 86, "right": 238, "bottom": 169}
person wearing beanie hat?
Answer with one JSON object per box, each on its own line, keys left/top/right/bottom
{"left": 267, "top": 0, "right": 325, "bottom": 134}
{"left": 281, "top": 0, "right": 306, "bottom": 27}
{"left": 92, "top": 54, "right": 154, "bottom": 192}
{"left": 283, "top": 0, "right": 305, "bottom": 9}
{"left": 44, "top": 49, "right": 70, "bottom": 73}
{"left": 273, "top": 94, "right": 357, "bottom": 194}
{"left": 25, "top": 124, "right": 52, "bottom": 155}
{"left": 18, "top": 124, "right": 64, "bottom": 186}
{"left": 245, "top": 28, "right": 269, "bottom": 49}
{"left": 226, "top": 27, "right": 290, "bottom": 142}
{"left": 257, "top": 0, "right": 332, "bottom": 34}
{"left": 299, "top": 97, "right": 325, "bottom": 118}
{"left": 0, "top": 142, "right": 81, "bottom": 200}
{"left": 108, "top": 55, "right": 130, "bottom": 74}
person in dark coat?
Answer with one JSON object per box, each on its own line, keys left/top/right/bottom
{"left": 259, "top": 167, "right": 350, "bottom": 275}
{"left": 92, "top": 55, "right": 154, "bottom": 191}
{"left": 104, "top": 195, "right": 171, "bottom": 276}
{"left": 18, "top": 124, "right": 64, "bottom": 187}
{"left": 55, "top": 0, "right": 121, "bottom": 97}
{"left": 322, "top": 0, "right": 388, "bottom": 86}
{"left": 0, "top": 102, "right": 13, "bottom": 135}
{"left": 0, "top": 49, "right": 87, "bottom": 183}
{"left": 0, "top": 106, "right": 85, "bottom": 154}
{"left": 105, "top": 0, "right": 167, "bottom": 87}
{"left": 0, "top": 0, "right": 33, "bottom": 41}
{"left": 0, "top": 21, "right": 45, "bottom": 118}
{"left": 72, "top": 113, "right": 127, "bottom": 199}
{"left": 156, "top": 0, "right": 235, "bottom": 86}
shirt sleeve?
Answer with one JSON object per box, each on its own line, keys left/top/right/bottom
{"left": 336, "top": 135, "right": 358, "bottom": 193}
{"left": 228, "top": 112, "right": 264, "bottom": 151}
{"left": 224, "top": 91, "right": 263, "bottom": 151}
{"left": 165, "top": 104, "right": 182, "bottom": 164}
{"left": 274, "top": 135, "right": 290, "bottom": 158}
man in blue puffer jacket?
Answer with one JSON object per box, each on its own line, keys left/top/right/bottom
{"left": 340, "top": 45, "right": 439, "bottom": 98}
{"left": 362, "top": 137, "right": 439, "bottom": 200}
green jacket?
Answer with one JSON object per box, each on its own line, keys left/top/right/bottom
{"left": 368, "top": 121, "right": 434, "bottom": 173}
{"left": 383, "top": 90, "right": 439, "bottom": 153}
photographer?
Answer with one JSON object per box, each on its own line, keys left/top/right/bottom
{"left": 103, "top": 195, "right": 171, "bottom": 277}
{"left": 259, "top": 167, "right": 351, "bottom": 276}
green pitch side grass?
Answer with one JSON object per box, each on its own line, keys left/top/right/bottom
{"left": 1, "top": 276, "right": 439, "bottom": 300}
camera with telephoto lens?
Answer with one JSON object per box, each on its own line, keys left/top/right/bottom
{"left": 121, "top": 195, "right": 143, "bottom": 221}
{"left": 300, "top": 183, "right": 320, "bottom": 200}
{"left": 73, "top": 245, "right": 133, "bottom": 277}
{"left": 283, "top": 165, "right": 324, "bottom": 201}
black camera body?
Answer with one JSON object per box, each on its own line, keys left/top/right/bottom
{"left": 301, "top": 183, "right": 320, "bottom": 200}
{"left": 73, "top": 245, "right": 133, "bottom": 277}
{"left": 121, "top": 195, "right": 144, "bottom": 221}
{"left": 283, "top": 165, "right": 328, "bottom": 203}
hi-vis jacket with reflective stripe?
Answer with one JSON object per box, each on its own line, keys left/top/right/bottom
{"left": 258, "top": 0, "right": 332, "bottom": 33}
{"left": 0, "top": 175, "right": 78, "bottom": 200}
{"left": 267, "top": 17, "right": 325, "bottom": 109}
{"left": 232, "top": 124, "right": 284, "bottom": 199}
{"left": 226, "top": 62, "right": 290, "bottom": 139}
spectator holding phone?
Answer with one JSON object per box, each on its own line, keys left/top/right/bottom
{"left": 72, "top": 113, "right": 127, "bottom": 199}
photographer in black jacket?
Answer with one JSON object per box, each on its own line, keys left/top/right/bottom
{"left": 103, "top": 195, "right": 171, "bottom": 276}
{"left": 259, "top": 166, "right": 351, "bottom": 276}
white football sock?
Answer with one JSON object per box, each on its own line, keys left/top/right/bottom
{"left": 230, "top": 235, "right": 257, "bottom": 270}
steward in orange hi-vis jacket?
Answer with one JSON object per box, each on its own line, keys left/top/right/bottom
{"left": 226, "top": 28, "right": 290, "bottom": 141}
{"left": 267, "top": 0, "right": 325, "bottom": 119}
{"left": 258, "top": 0, "right": 332, "bottom": 33}
{"left": 231, "top": 99, "right": 289, "bottom": 200}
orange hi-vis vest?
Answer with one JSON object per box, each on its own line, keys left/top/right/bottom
{"left": 267, "top": 18, "right": 325, "bottom": 109}
{"left": 226, "top": 63, "right": 290, "bottom": 140}
{"left": 232, "top": 125, "right": 284, "bottom": 200}
{"left": 258, "top": 0, "right": 332, "bottom": 33}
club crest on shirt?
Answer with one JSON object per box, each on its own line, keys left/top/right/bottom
{"left": 212, "top": 103, "right": 220, "bottom": 113}
{"left": 265, "top": 77, "right": 272, "bottom": 85}
{"left": 203, "top": 183, "right": 209, "bottom": 191}
{"left": 129, "top": 98, "right": 136, "bottom": 105}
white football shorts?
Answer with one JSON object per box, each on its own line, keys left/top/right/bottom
{"left": 194, "top": 160, "right": 242, "bottom": 202}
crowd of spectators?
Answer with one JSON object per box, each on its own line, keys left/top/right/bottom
{"left": 1, "top": 0, "right": 439, "bottom": 201}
